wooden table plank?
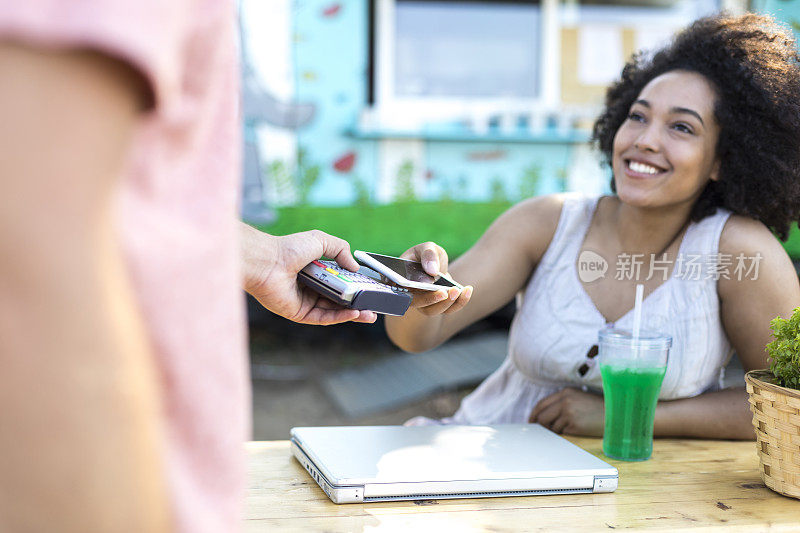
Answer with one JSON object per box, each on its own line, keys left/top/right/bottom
{"left": 245, "top": 438, "right": 800, "bottom": 532}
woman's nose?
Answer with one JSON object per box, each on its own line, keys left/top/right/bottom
{"left": 634, "top": 124, "right": 660, "bottom": 152}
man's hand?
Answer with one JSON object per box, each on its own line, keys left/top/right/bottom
{"left": 528, "top": 388, "right": 604, "bottom": 436}
{"left": 241, "top": 224, "right": 377, "bottom": 325}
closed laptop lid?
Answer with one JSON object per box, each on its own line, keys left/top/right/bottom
{"left": 290, "top": 424, "right": 617, "bottom": 486}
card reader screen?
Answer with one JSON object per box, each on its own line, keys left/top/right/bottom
{"left": 365, "top": 253, "right": 457, "bottom": 287}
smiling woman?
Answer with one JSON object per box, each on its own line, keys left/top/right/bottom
{"left": 594, "top": 13, "right": 800, "bottom": 242}
{"left": 611, "top": 70, "right": 722, "bottom": 213}
{"left": 384, "top": 13, "right": 800, "bottom": 441}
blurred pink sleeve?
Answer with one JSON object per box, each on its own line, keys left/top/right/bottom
{"left": 0, "top": 0, "right": 186, "bottom": 110}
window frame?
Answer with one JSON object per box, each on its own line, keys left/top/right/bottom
{"left": 371, "top": 0, "right": 557, "bottom": 127}
{"left": 367, "top": 0, "right": 736, "bottom": 131}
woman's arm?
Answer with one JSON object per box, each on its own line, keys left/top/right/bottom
{"left": 653, "top": 388, "right": 753, "bottom": 438}
{"left": 530, "top": 386, "right": 754, "bottom": 439}
{"left": 650, "top": 216, "right": 797, "bottom": 439}
{"left": 711, "top": 215, "right": 800, "bottom": 437}
{"left": 717, "top": 216, "right": 800, "bottom": 373}
{"left": 385, "top": 194, "right": 564, "bottom": 353}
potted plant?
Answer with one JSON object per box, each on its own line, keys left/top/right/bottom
{"left": 745, "top": 307, "right": 800, "bottom": 499}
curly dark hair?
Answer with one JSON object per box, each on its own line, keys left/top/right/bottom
{"left": 592, "top": 12, "right": 800, "bottom": 240}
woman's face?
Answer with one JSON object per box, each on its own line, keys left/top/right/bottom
{"left": 612, "top": 70, "right": 720, "bottom": 210}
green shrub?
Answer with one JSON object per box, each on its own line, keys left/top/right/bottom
{"left": 783, "top": 223, "right": 800, "bottom": 259}
{"left": 766, "top": 307, "right": 800, "bottom": 390}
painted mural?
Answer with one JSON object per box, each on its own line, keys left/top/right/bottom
{"left": 762, "top": 0, "right": 800, "bottom": 36}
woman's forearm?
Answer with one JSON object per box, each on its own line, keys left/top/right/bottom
{"left": 654, "top": 387, "right": 754, "bottom": 440}
{"left": 385, "top": 309, "right": 447, "bottom": 353}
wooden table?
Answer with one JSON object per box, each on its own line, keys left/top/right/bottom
{"left": 244, "top": 437, "right": 799, "bottom": 532}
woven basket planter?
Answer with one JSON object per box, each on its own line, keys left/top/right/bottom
{"left": 745, "top": 370, "right": 800, "bottom": 499}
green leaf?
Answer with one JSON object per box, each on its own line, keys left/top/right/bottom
{"left": 767, "top": 307, "right": 800, "bottom": 389}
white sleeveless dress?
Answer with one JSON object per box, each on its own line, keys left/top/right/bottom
{"left": 407, "top": 194, "right": 734, "bottom": 426}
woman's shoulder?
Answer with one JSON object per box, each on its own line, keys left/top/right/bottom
{"left": 509, "top": 192, "right": 599, "bottom": 227}
{"left": 504, "top": 193, "right": 601, "bottom": 264}
{"left": 717, "top": 214, "right": 796, "bottom": 296}
{"left": 487, "top": 194, "right": 569, "bottom": 265}
{"left": 511, "top": 193, "right": 567, "bottom": 220}
{"left": 719, "top": 214, "right": 784, "bottom": 256}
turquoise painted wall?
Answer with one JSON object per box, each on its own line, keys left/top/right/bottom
{"left": 289, "top": 0, "right": 584, "bottom": 207}
{"left": 293, "top": 1, "right": 369, "bottom": 205}
{"left": 758, "top": 0, "right": 800, "bottom": 37}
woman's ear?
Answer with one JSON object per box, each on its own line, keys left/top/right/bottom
{"left": 710, "top": 159, "right": 721, "bottom": 182}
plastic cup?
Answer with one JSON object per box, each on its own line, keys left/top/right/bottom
{"left": 599, "top": 327, "right": 671, "bottom": 461}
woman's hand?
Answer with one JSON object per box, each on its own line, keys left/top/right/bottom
{"left": 400, "top": 241, "right": 473, "bottom": 316}
{"left": 528, "top": 388, "right": 605, "bottom": 436}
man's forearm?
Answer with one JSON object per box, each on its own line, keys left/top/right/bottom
{"left": 654, "top": 387, "right": 754, "bottom": 439}
{"left": 385, "top": 309, "right": 446, "bottom": 353}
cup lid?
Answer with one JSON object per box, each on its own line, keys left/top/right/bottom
{"left": 598, "top": 326, "right": 672, "bottom": 349}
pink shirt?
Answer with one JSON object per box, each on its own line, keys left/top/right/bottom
{"left": 0, "top": 2, "right": 249, "bottom": 531}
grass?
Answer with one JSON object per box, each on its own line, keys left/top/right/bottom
{"left": 256, "top": 203, "right": 800, "bottom": 260}
{"left": 255, "top": 201, "right": 512, "bottom": 258}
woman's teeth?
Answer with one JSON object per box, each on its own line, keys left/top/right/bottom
{"left": 628, "top": 161, "right": 661, "bottom": 175}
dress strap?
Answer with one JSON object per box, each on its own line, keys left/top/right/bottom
{"left": 537, "top": 194, "right": 600, "bottom": 271}
{"left": 679, "top": 208, "right": 733, "bottom": 256}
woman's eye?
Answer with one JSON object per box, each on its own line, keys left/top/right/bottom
{"left": 627, "top": 112, "right": 644, "bottom": 122}
{"left": 673, "top": 123, "right": 693, "bottom": 134}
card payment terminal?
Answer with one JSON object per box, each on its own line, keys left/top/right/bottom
{"left": 298, "top": 260, "right": 412, "bottom": 316}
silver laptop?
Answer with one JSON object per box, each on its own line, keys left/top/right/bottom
{"left": 290, "top": 424, "right": 618, "bottom": 503}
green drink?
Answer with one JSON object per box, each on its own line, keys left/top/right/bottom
{"left": 600, "top": 364, "right": 666, "bottom": 461}
{"left": 598, "top": 327, "right": 671, "bottom": 462}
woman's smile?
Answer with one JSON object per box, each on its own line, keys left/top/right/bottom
{"left": 624, "top": 158, "right": 670, "bottom": 178}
